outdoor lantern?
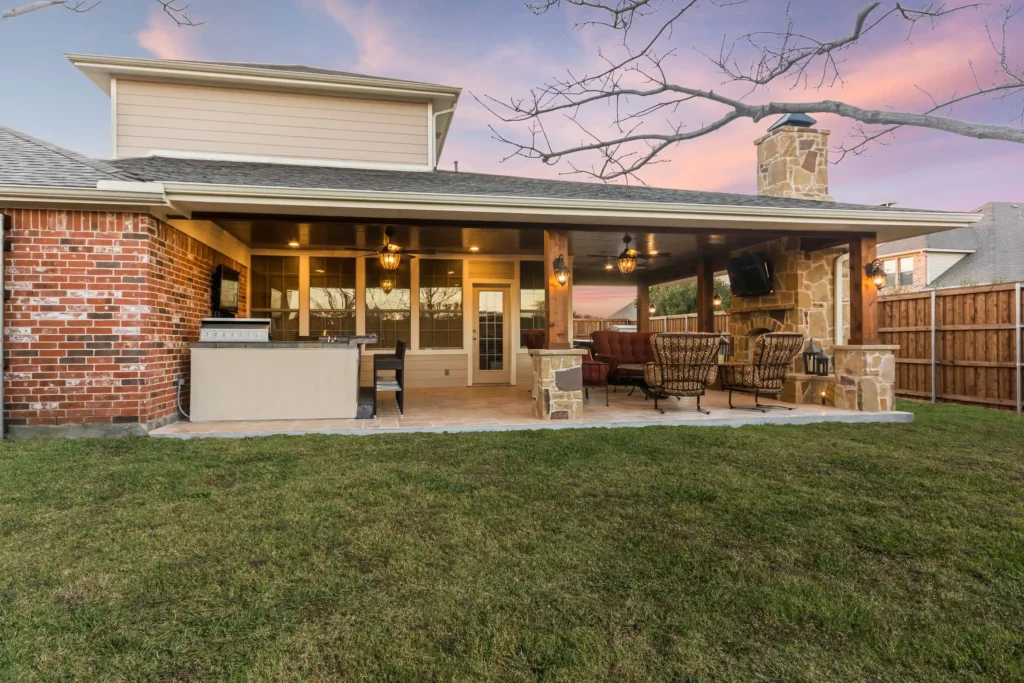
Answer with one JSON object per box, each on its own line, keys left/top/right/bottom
{"left": 803, "top": 339, "right": 823, "bottom": 375}
{"left": 379, "top": 273, "right": 395, "bottom": 294}
{"left": 648, "top": 303, "right": 657, "bottom": 316}
{"left": 379, "top": 243, "right": 402, "bottom": 271}
{"left": 552, "top": 254, "right": 570, "bottom": 286}
{"left": 712, "top": 291, "right": 723, "bottom": 308}
{"left": 813, "top": 349, "right": 831, "bottom": 376}
{"left": 866, "top": 259, "right": 887, "bottom": 289}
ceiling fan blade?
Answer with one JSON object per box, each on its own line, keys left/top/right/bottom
{"left": 585, "top": 254, "right": 616, "bottom": 259}
{"left": 403, "top": 248, "right": 438, "bottom": 254}
{"left": 342, "top": 247, "right": 379, "bottom": 252}
{"left": 639, "top": 252, "right": 672, "bottom": 259}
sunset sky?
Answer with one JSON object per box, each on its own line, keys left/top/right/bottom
{"left": 2, "top": 0, "right": 1021, "bottom": 316}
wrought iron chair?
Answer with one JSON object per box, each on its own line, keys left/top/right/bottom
{"left": 643, "top": 333, "right": 723, "bottom": 414}
{"left": 718, "top": 333, "right": 804, "bottom": 412}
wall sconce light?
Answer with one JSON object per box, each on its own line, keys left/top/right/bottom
{"left": 820, "top": 389, "right": 827, "bottom": 406}
{"left": 552, "top": 254, "right": 570, "bottom": 286}
{"left": 865, "top": 259, "right": 887, "bottom": 289}
{"left": 712, "top": 291, "right": 723, "bottom": 308}
{"left": 648, "top": 303, "right": 657, "bottom": 316}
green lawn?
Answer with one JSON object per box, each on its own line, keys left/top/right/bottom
{"left": 1, "top": 403, "right": 1022, "bottom": 682}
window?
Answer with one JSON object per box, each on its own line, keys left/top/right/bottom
{"left": 309, "top": 257, "right": 357, "bottom": 338}
{"left": 883, "top": 259, "right": 897, "bottom": 289}
{"left": 419, "top": 259, "right": 463, "bottom": 349}
{"left": 365, "top": 259, "right": 411, "bottom": 349}
{"left": 519, "top": 261, "right": 545, "bottom": 347}
{"left": 250, "top": 255, "right": 299, "bottom": 340}
{"left": 899, "top": 257, "right": 915, "bottom": 287}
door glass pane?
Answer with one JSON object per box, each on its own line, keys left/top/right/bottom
{"left": 478, "top": 291, "right": 505, "bottom": 371}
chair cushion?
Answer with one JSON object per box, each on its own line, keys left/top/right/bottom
{"left": 582, "top": 358, "right": 609, "bottom": 386}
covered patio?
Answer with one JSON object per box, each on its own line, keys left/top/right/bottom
{"left": 151, "top": 384, "right": 912, "bottom": 439}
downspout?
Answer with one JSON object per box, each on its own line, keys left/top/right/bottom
{"left": 834, "top": 252, "right": 849, "bottom": 347}
{"left": 431, "top": 104, "right": 457, "bottom": 169}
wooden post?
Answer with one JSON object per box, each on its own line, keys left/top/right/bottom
{"left": 636, "top": 281, "right": 650, "bottom": 332}
{"left": 696, "top": 255, "right": 715, "bottom": 332}
{"left": 848, "top": 235, "right": 879, "bottom": 345}
{"left": 544, "top": 230, "right": 572, "bottom": 349}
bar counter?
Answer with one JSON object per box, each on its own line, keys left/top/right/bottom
{"left": 190, "top": 337, "right": 376, "bottom": 422}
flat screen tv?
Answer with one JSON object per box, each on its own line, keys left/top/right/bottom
{"left": 727, "top": 252, "right": 774, "bottom": 297}
{"left": 211, "top": 265, "right": 240, "bottom": 316}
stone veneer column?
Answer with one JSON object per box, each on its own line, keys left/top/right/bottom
{"left": 833, "top": 345, "right": 899, "bottom": 412}
{"left": 529, "top": 348, "right": 587, "bottom": 419}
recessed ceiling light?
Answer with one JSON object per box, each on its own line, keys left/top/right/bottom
{"left": 604, "top": 263, "right": 614, "bottom": 270}
{"left": 288, "top": 239, "right": 300, "bottom": 248}
{"left": 314, "top": 269, "right": 325, "bottom": 274}
{"left": 469, "top": 246, "right": 480, "bottom": 252}
{"left": 447, "top": 270, "right": 455, "bottom": 275}
{"left": 648, "top": 250, "right": 659, "bottom": 256}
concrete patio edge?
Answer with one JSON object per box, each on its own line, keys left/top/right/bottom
{"left": 150, "top": 410, "right": 914, "bottom": 439}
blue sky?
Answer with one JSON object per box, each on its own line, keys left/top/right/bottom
{"left": 2, "top": 0, "right": 1022, "bottom": 315}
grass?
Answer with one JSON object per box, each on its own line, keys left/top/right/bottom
{"left": 0, "top": 402, "right": 1022, "bottom": 682}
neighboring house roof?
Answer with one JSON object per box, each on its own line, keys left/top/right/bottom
{"left": 880, "top": 202, "right": 1024, "bottom": 287}
{"left": 0, "top": 126, "right": 136, "bottom": 188}
{"left": 928, "top": 203, "right": 1024, "bottom": 288}
{"left": 608, "top": 302, "right": 638, "bottom": 320}
{"left": 106, "top": 156, "right": 931, "bottom": 213}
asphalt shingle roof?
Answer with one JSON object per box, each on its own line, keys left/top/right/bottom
{"left": 107, "top": 156, "right": 922, "bottom": 213}
{"left": 151, "top": 59, "right": 456, "bottom": 90}
{"left": 880, "top": 202, "right": 1024, "bottom": 287}
{"left": 0, "top": 126, "right": 136, "bottom": 188}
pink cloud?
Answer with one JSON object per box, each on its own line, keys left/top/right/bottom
{"left": 136, "top": 9, "right": 201, "bottom": 60}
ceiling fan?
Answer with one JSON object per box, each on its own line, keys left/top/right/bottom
{"left": 342, "top": 226, "right": 437, "bottom": 270}
{"left": 587, "top": 234, "right": 670, "bottom": 275}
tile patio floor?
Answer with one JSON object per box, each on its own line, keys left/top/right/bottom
{"left": 151, "top": 385, "right": 913, "bottom": 439}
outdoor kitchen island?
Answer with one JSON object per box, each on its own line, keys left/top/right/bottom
{"left": 189, "top": 336, "right": 378, "bottom": 422}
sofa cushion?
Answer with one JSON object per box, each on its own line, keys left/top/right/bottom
{"left": 591, "top": 330, "right": 655, "bottom": 365}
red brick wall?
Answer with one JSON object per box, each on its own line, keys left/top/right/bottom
{"left": 142, "top": 220, "right": 246, "bottom": 422}
{"left": 2, "top": 209, "right": 246, "bottom": 434}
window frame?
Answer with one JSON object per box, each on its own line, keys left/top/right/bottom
{"left": 418, "top": 258, "right": 464, "bottom": 350}
{"left": 249, "top": 254, "right": 301, "bottom": 341}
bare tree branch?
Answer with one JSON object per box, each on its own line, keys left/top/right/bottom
{"left": 2, "top": 0, "right": 202, "bottom": 24}
{"left": 484, "top": 1, "right": 1021, "bottom": 182}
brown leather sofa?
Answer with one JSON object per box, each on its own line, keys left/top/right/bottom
{"left": 591, "top": 330, "right": 655, "bottom": 386}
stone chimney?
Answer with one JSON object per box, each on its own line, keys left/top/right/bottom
{"left": 755, "top": 114, "right": 833, "bottom": 201}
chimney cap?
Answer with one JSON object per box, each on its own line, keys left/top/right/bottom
{"left": 767, "top": 113, "right": 817, "bottom": 132}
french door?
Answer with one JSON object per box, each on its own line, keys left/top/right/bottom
{"left": 472, "top": 285, "right": 511, "bottom": 384}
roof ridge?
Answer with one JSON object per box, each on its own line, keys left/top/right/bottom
{"left": 0, "top": 126, "right": 139, "bottom": 183}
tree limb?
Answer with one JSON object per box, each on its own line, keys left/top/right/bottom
{"left": 485, "top": 1, "right": 1020, "bottom": 182}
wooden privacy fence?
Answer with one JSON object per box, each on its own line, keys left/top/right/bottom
{"left": 573, "top": 313, "right": 729, "bottom": 338}
{"left": 879, "top": 283, "right": 1024, "bottom": 412}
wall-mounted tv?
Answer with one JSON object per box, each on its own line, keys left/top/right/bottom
{"left": 211, "top": 265, "right": 240, "bottom": 316}
{"left": 727, "top": 252, "right": 774, "bottom": 297}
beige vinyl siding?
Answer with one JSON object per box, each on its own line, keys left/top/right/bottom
{"left": 468, "top": 260, "right": 515, "bottom": 280}
{"left": 360, "top": 353, "right": 469, "bottom": 389}
{"left": 115, "top": 80, "right": 430, "bottom": 166}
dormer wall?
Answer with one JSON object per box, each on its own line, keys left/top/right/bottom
{"left": 113, "top": 79, "right": 432, "bottom": 169}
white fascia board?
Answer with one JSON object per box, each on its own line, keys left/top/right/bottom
{"left": 161, "top": 182, "right": 982, "bottom": 231}
{"left": 0, "top": 185, "right": 165, "bottom": 206}
{"left": 65, "top": 54, "right": 462, "bottom": 101}
{"left": 96, "top": 180, "right": 166, "bottom": 193}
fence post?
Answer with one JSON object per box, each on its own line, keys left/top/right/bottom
{"left": 930, "top": 289, "right": 937, "bottom": 404}
{"left": 1016, "top": 283, "right": 1022, "bottom": 415}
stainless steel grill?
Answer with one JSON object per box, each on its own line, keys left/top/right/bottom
{"left": 199, "top": 318, "right": 273, "bottom": 343}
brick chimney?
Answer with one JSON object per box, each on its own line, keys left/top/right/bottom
{"left": 755, "top": 114, "right": 833, "bottom": 201}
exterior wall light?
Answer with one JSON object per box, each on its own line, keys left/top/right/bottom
{"left": 712, "top": 291, "right": 723, "bottom": 308}
{"left": 552, "top": 254, "right": 570, "bottom": 286}
{"left": 865, "top": 259, "right": 887, "bottom": 289}
{"left": 648, "top": 303, "right": 657, "bottom": 316}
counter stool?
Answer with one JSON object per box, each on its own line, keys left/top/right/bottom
{"left": 373, "top": 339, "right": 406, "bottom": 415}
